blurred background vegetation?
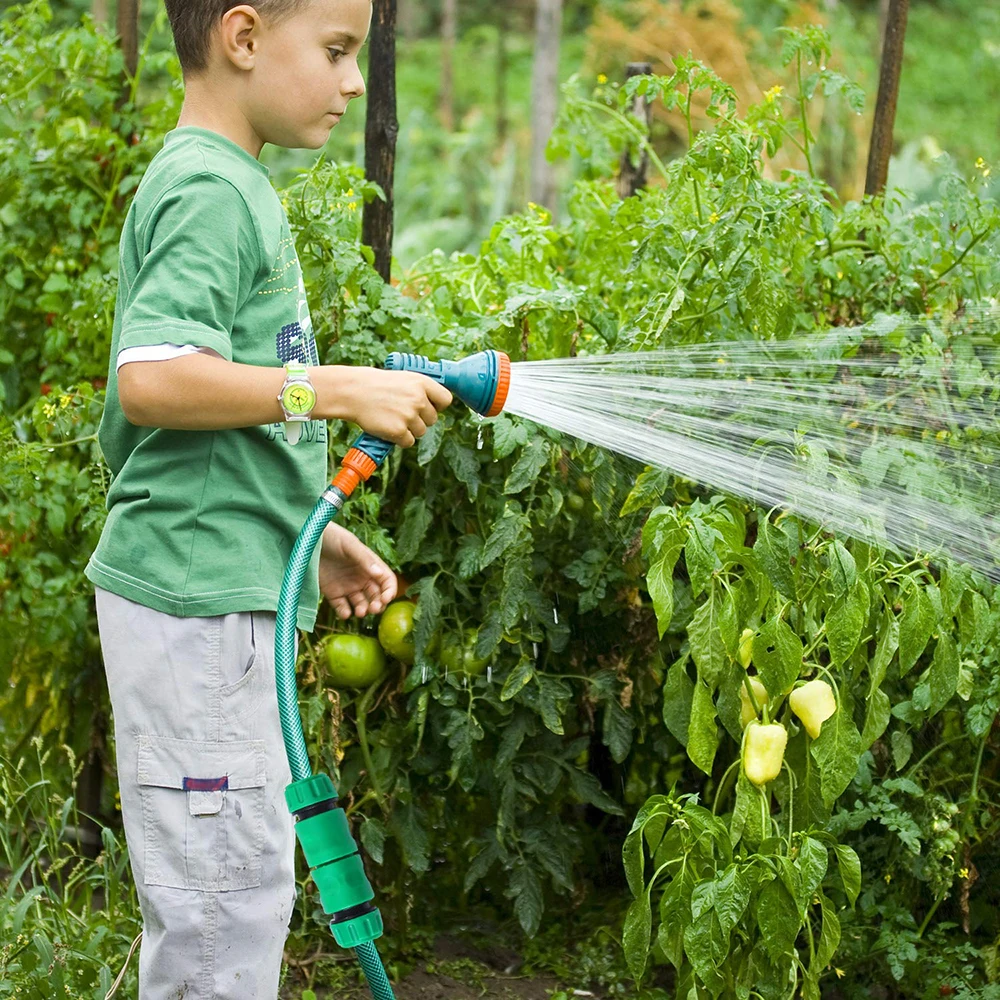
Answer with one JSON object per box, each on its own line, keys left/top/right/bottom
{"left": 10, "top": 0, "right": 998, "bottom": 270}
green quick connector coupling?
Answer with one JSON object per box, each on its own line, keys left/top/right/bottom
{"left": 285, "top": 773, "right": 384, "bottom": 949}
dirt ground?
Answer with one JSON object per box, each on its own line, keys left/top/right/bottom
{"left": 281, "top": 931, "right": 603, "bottom": 1000}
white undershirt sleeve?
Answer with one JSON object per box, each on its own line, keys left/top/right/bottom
{"left": 116, "top": 343, "right": 224, "bottom": 372}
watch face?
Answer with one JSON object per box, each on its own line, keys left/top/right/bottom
{"left": 282, "top": 382, "right": 316, "bottom": 416}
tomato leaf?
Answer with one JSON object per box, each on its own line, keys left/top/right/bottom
{"left": 503, "top": 437, "right": 548, "bottom": 494}
{"left": 603, "top": 697, "right": 634, "bottom": 762}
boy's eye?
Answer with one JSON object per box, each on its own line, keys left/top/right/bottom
{"left": 327, "top": 48, "right": 345, "bottom": 63}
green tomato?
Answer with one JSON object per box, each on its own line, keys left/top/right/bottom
{"left": 323, "top": 634, "right": 387, "bottom": 689}
{"left": 567, "top": 493, "right": 585, "bottom": 512}
{"left": 378, "top": 600, "right": 416, "bottom": 663}
{"left": 440, "top": 629, "right": 491, "bottom": 676}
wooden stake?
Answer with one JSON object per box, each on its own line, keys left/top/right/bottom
{"left": 617, "top": 62, "right": 653, "bottom": 199}
{"left": 529, "top": 0, "right": 563, "bottom": 212}
{"left": 865, "top": 0, "right": 910, "bottom": 197}
{"left": 116, "top": 0, "right": 139, "bottom": 78}
{"left": 362, "top": 0, "right": 399, "bottom": 283}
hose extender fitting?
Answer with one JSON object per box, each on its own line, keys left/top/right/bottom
{"left": 285, "top": 774, "right": 383, "bottom": 949}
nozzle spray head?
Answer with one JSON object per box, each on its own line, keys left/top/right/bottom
{"left": 384, "top": 349, "right": 510, "bottom": 417}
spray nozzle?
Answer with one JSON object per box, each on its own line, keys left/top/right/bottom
{"left": 384, "top": 349, "right": 510, "bottom": 417}
{"left": 330, "top": 350, "right": 511, "bottom": 498}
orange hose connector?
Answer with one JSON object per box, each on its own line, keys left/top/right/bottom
{"left": 486, "top": 352, "right": 511, "bottom": 417}
{"left": 330, "top": 448, "right": 378, "bottom": 498}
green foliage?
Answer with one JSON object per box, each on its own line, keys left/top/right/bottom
{"left": 0, "top": 742, "right": 141, "bottom": 997}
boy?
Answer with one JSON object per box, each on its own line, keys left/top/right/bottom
{"left": 84, "top": 2, "right": 451, "bottom": 996}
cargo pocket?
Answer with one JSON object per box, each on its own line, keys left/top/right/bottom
{"left": 137, "top": 734, "right": 266, "bottom": 891}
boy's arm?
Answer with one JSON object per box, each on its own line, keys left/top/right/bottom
{"left": 118, "top": 353, "right": 453, "bottom": 447}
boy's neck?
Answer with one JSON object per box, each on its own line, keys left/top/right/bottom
{"left": 176, "top": 80, "right": 265, "bottom": 160}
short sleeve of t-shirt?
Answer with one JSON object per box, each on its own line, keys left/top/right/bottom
{"left": 120, "top": 173, "right": 263, "bottom": 360}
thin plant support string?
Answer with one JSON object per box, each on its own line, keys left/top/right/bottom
{"left": 501, "top": 309, "right": 1000, "bottom": 580}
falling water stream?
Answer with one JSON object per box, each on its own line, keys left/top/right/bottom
{"left": 499, "top": 312, "right": 1000, "bottom": 580}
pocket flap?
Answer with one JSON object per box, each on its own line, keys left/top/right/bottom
{"left": 137, "top": 734, "right": 266, "bottom": 791}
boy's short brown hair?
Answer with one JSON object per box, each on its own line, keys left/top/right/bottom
{"left": 164, "top": 1, "right": 305, "bottom": 73}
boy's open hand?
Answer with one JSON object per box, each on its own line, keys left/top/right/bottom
{"left": 318, "top": 522, "right": 397, "bottom": 619}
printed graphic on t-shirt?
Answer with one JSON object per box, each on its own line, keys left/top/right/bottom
{"left": 262, "top": 237, "right": 326, "bottom": 445}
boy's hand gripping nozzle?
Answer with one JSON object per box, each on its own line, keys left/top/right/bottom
{"left": 329, "top": 349, "right": 511, "bottom": 499}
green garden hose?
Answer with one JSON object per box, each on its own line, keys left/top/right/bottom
{"left": 272, "top": 350, "right": 510, "bottom": 999}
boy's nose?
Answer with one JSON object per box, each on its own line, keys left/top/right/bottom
{"left": 344, "top": 64, "right": 365, "bottom": 100}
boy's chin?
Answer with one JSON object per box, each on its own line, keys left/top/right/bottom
{"left": 262, "top": 125, "right": 332, "bottom": 151}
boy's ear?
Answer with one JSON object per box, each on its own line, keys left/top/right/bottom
{"left": 218, "top": 4, "right": 262, "bottom": 71}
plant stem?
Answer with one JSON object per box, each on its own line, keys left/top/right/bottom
{"left": 354, "top": 682, "right": 387, "bottom": 813}
{"left": 916, "top": 893, "right": 944, "bottom": 939}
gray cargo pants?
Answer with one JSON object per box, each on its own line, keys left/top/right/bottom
{"left": 95, "top": 586, "right": 298, "bottom": 999}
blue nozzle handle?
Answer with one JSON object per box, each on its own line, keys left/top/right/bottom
{"left": 385, "top": 350, "right": 504, "bottom": 417}
{"left": 348, "top": 350, "right": 505, "bottom": 473}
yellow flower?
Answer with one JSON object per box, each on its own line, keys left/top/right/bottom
{"left": 764, "top": 85, "right": 784, "bottom": 104}
{"left": 884, "top": 872, "right": 892, "bottom": 883}
{"left": 975, "top": 157, "right": 992, "bottom": 178}
{"left": 709, "top": 211, "right": 719, "bottom": 224}
{"left": 346, "top": 187, "right": 354, "bottom": 197}
{"left": 835, "top": 969, "right": 846, "bottom": 979}
{"left": 597, "top": 73, "right": 608, "bottom": 84}
{"left": 960, "top": 866, "right": 970, "bottom": 879}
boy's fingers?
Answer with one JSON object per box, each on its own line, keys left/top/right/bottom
{"left": 332, "top": 597, "right": 352, "bottom": 619}
{"left": 348, "top": 591, "right": 368, "bottom": 616}
{"left": 378, "top": 567, "right": 398, "bottom": 604}
{"left": 426, "top": 382, "right": 453, "bottom": 410}
{"left": 421, "top": 403, "right": 438, "bottom": 426}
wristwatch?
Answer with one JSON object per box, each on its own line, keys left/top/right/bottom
{"left": 276, "top": 361, "right": 316, "bottom": 446}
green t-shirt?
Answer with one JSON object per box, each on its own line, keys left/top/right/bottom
{"left": 85, "top": 126, "right": 328, "bottom": 631}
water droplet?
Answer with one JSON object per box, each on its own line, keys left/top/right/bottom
{"left": 421, "top": 666, "right": 427, "bottom": 683}
{"left": 486, "top": 665, "right": 492, "bottom": 683}
{"left": 532, "top": 642, "right": 539, "bottom": 659}
{"left": 477, "top": 426, "right": 484, "bottom": 450}
{"left": 553, "top": 607, "right": 559, "bottom": 624}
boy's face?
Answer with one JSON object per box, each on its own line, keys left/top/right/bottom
{"left": 241, "top": 0, "right": 372, "bottom": 150}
